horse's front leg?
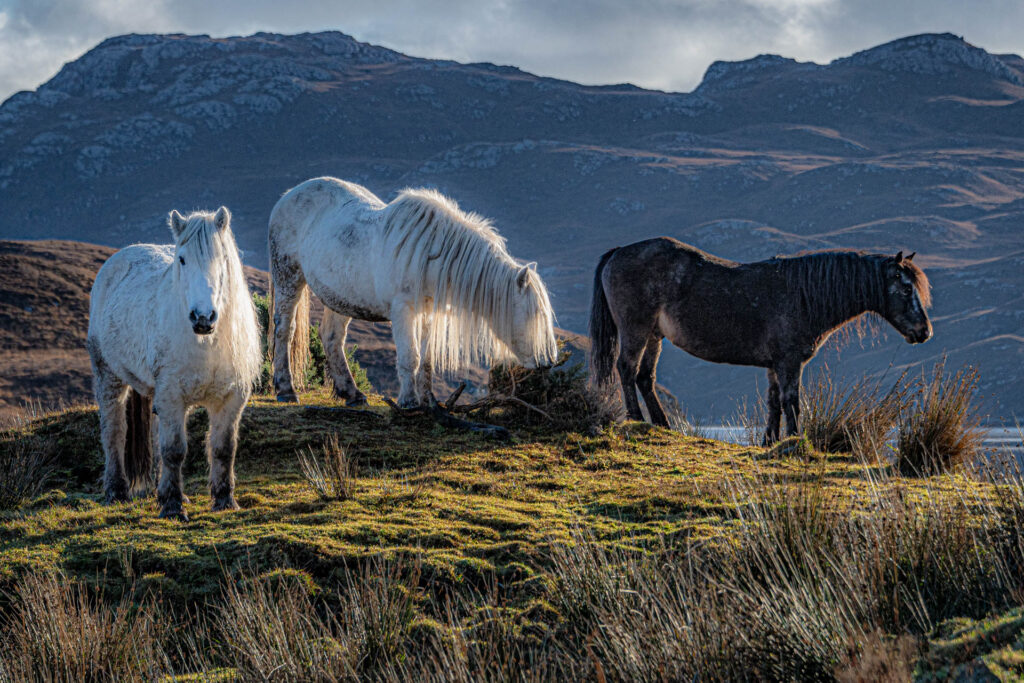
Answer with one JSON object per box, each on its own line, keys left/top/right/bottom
{"left": 776, "top": 362, "right": 804, "bottom": 438}
{"left": 322, "top": 308, "right": 368, "bottom": 406}
{"left": 763, "top": 368, "right": 782, "bottom": 445}
{"left": 154, "top": 393, "right": 189, "bottom": 521}
{"left": 416, "top": 315, "right": 436, "bottom": 407}
{"left": 391, "top": 303, "right": 422, "bottom": 409}
{"left": 207, "top": 390, "right": 247, "bottom": 512}
{"left": 270, "top": 265, "right": 305, "bottom": 403}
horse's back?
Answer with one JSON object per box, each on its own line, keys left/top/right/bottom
{"left": 90, "top": 244, "right": 171, "bottom": 321}
{"left": 271, "top": 177, "right": 383, "bottom": 239}
{"left": 601, "top": 237, "right": 775, "bottom": 366}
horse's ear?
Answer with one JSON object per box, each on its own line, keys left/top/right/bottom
{"left": 894, "top": 251, "right": 904, "bottom": 264}
{"left": 906, "top": 251, "right": 916, "bottom": 261}
{"left": 517, "top": 265, "right": 532, "bottom": 290}
{"left": 214, "top": 206, "right": 231, "bottom": 232}
{"left": 168, "top": 210, "right": 186, "bottom": 240}
{"left": 526, "top": 261, "right": 537, "bottom": 272}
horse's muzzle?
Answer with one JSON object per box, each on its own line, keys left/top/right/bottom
{"left": 192, "top": 317, "right": 215, "bottom": 335}
{"left": 906, "top": 327, "right": 932, "bottom": 344}
{"left": 190, "top": 309, "right": 216, "bottom": 335}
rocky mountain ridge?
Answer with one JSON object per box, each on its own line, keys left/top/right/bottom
{"left": 1, "top": 30, "right": 1021, "bottom": 419}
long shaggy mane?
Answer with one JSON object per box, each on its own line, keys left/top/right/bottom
{"left": 381, "top": 188, "right": 557, "bottom": 372}
{"left": 772, "top": 249, "right": 932, "bottom": 329}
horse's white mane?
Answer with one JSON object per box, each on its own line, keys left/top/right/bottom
{"left": 382, "top": 188, "right": 556, "bottom": 372}
{"left": 174, "top": 210, "right": 262, "bottom": 390}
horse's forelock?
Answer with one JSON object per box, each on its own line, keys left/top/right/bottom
{"left": 175, "top": 210, "right": 223, "bottom": 259}
{"left": 901, "top": 260, "right": 932, "bottom": 309}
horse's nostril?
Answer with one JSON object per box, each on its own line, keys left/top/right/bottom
{"left": 189, "top": 310, "right": 198, "bottom": 323}
{"left": 209, "top": 310, "right": 217, "bottom": 322}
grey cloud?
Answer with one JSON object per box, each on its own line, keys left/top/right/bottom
{"left": 0, "top": 0, "right": 1021, "bottom": 102}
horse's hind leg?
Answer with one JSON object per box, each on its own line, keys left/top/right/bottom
{"left": 616, "top": 329, "right": 649, "bottom": 423}
{"left": 763, "top": 369, "right": 782, "bottom": 445}
{"left": 636, "top": 334, "right": 670, "bottom": 427}
{"left": 322, "top": 309, "right": 368, "bottom": 406}
{"left": 270, "top": 259, "right": 306, "bottom": 403}
{"left": 207, "top": 391, "right": 247, "bottom": 512}
{"left": 92, "top": 354, "right": 131, "bottom": 504}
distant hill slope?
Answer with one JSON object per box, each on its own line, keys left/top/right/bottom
{"left": 1, "top": 31, "right": 1022, "bottom": 419}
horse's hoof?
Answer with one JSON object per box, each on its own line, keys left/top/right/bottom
{"left": 345, "top": 393, "right": 369, "bottom": 408}
{"left": 276, "top": 391, "right": 298, "bottom": 404}
{"left": 105, "top": 491, "right": 130, "bottom": 505}
{"left": 158, "top": 507, "right": 189, "bottom": 522}
{"left": 212, "top": 496, "right": 240, "bottom": 512}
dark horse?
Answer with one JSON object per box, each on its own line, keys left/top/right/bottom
{"left": 589, "top": 238, "right": 932, "bottom": 442}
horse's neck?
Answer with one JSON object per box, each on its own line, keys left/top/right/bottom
{"left": 795, "top": 257, "right": 881, "bottom": 338}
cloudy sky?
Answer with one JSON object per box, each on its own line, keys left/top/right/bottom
{"left": 1, "top": 0, "right": 1022, "bottom": 102}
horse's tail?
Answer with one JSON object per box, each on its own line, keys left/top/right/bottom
{"left": 123, "top": 389, "right": 152, "bottom": 493}
{"left": 267, "top": 277, "right": 310, "bottom": 391}
{"left": 589, "top": 247, "right": 620, "bottom": 386}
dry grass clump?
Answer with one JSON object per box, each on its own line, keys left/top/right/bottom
{"left": 543, "top": 464, "right": 1024, "bottom": 680}
{"left": 298, "top": 432, "right": 356, "bottom": 501}
{"left": 0, "top": 434, "right": 56, "bottom": 510}
{"left": 0, "top": 572, "right": 168, "bottom": 682}
{"left": 215, "top": 557, "right": 421, "bottom": 682}
{"left": 897, "top": 361, "right": 984, "bottom": 475}
{"left": 801, "top": 368, "right": 905, "bottom": 458}
{"left": 481, "top": 345, "right": 623, "bottom": 434}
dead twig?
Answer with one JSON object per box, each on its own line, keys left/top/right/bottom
{"left": 452, "top": 394, "right": 553, "bottom": 422}
{"left": 383, "top": 395, "right": 511, "bottom": 441}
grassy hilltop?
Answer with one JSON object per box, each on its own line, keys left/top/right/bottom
{"left": 1, "top": 385, "right": 1024, "bottom": 681}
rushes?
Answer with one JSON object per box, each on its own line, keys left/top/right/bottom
{"left": 0, "top": 435, "right": 56, "bottom": 510}
{"left": 801, "top": 368, "right": 904, "bottom": 458}
{"left": 0, "top": 572, "right": 168, "bottom": 683}
{"left": 298, "top": 433, "right": 356, "bottom": 501}
{"left": 897, "top": 360, "right": 984, "bottom": 475}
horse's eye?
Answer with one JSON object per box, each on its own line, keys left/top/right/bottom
{"left": 179, "top": 256, "right": 185, "bottom": 266}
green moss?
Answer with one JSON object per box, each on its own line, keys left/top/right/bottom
{"left": 0, "top": 394, "right": 1006, "bottom": 617}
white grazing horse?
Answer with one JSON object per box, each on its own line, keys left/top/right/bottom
{"left": 88, "top": 207, "right": 261, "bottom": 520}
{"left": 268, "top": 177, "right": 558, "bottom": 407}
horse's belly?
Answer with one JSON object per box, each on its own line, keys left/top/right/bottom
{"left": 307, "top": 274, "right": 388, "bottom": 322}
{"left": 659, "top": 311, "right": 770, "bottom": 367}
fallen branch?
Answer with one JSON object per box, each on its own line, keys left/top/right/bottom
{"left": 383, "top": 395, "right": 511, "bottom": 441}
{"left": 452, "top": 394, "right": 553, "bottom": 422}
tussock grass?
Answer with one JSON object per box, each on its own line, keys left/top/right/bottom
{"left": 897, "top": 360, "right": 984, "bottom": 475}
{"left": 0, "top": 572, "right": 168, "bottom": 682}
{"left": 801, "top": 368, "right": 905, "bottom": 458}
{"left": 298, "top": 432, "right": 356, "bottom": 501}
{"left": 484, "top": 345, "right": 623, "bottom": 434}
{"left": 0, "top": 433, "right": 56, "bottom": 510}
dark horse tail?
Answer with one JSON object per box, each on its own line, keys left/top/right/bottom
{"left": 589, "top": 247, "right": 620, "bottom": 386}
{"left": 124, "top": 389, "right": 153, "bottom": 493}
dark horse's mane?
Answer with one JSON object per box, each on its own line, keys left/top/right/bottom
{"left": 770, "top": 250, "right": 932, "bottom": 324}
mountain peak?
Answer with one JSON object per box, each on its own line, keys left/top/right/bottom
{"left": 37, "top": 31, "right": 408, "bottom": 99}
{"left": 832, "top": 32, "right": 1022, "bottom": 84}
{"left": 696, "top": 53, "right": 803, "bottom": 92}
